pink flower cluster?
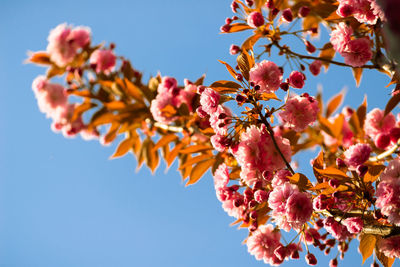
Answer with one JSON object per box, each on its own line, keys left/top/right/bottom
{"left": 376, "top": 158, "right": 400, "bottom": 226}
{"left": 249, "top": 60, "right": 282, "bottom": 94}
{"left": 323, "top": 217, "right": 352, "bottom": 241}
{"left": 32, "top": 76, "right": 94, "bottom": 138}
{"left": 278, "top": 94, "right": 319, "bottom": 132}
{"left": 330, "top": 23, "right": 372, "bottom": 67}
{"left": 233, "top": 125, "right": 292, "bottom": 186}
{"left": 268, "top": 182, "right": 313, "bottom": 231}
{"left": 379, "top": 235, "right": 400, "bottom": 258}
{"left": 150, "top": 76, "right": 196, "bottom": 124}
{"left": 246, "top": 224, "right": 284, "bottom": 265}
{"left": 364, "top": 108, "right": 397, "bottom": 149}
{"left": 196, "top": 87, "right": 233, "bottom": 152}
{"left": 336, "top": 0, "right": 385, "bottom": 24}
{"left": 47, "top": 23, "right": 91, "bottom": 67}
{"left": 343, "top": 143, "right": 372, "bottom": 169}
{"left": 89, "top": 49, "right": 116, "bottom": 74}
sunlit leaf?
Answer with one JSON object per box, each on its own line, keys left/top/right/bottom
{"left": 289, "top": 173, "right": 312, "bottom": 190}
{"left": 124, "top": 78, "right": 145, "bottom": 103}
{"left": 145, "top": 138, "right": 159, "bottom": 173}
{"left": 179, "top": 144, "right": 213, "bottom": 154}
{"left": 384, "top": 93, "right": 400, "bottom": 116}
{"left": 111, "top": 137, "right": 135, "bottom": 158}
{"left": 153, "top": 134, "right": 178, "bottom": 151}
{"left": 210, "top": 80, "right": 242, "bottom": 93}
{"left": 319, "top": 43, "right": 335, "bottom": 71}
{"left": 218, "top": 60, "right": 238, "bottom": 79}
{"left": 357, "top": 96, "right": 367, "bottom": 129}
{"left": 326, "top": 90, "right": 345, "bottom": 117}
{"left": 186, "top": 158, "right": 216, "bottom": 186}
{"left": 71, "top": 101, "right": 97, "bottom": 122}
{"left": 166, "top": 143, "right": 184, "bottom": 167}
{"left": 352, "top": 67, "right": 363, "bottom": 87}
{"left": 242, "top": 33, "right": 262, "bottom": 51}
{"left": 179, "top": 154, "right": 212, "bottom": 170}
{"left": 104, "top": 101, "right": 126, "bottom": 110}
{"left": 26, "top": 51, "right": 51, "bottom": 65}
{"left": 313, "top": 167, "right": 348, "bottom": 180}
{"left": 359, "top": 234, "right": 376, "bottom": 264}
{"left": 364, "top": 164, "right": 386, "bottom": 183}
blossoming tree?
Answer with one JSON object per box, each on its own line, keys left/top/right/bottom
{"left": 28, "top": 0, "right": 400, "bottom": 266}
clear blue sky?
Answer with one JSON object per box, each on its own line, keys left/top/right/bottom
{"left": 0, "top": 0, "right": 394, "bottom": 266}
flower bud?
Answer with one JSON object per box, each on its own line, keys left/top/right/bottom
{"left": 230, "top": 44, "right": 241, "bottom": 55}
{"left": 305, "top": 253, "right": 317, "bottom": 265}
{"left": 375, "top": 133, "right": 391, "bottom": 149}
{"left": 299, "top": 6, "right": 311, "bottom": 17}
{"left": 282, "top": 8, "right": 293, "bottom": 22}
{"left": 247, "top": 11, "right": 265, "bottom": 28}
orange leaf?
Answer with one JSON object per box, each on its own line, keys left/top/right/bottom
{"left": 104, "top": 122, "right": 120, "bottom": 144}
{"left": 352, "top": 67, "right": 363, "bottom": 87}
{"left": 359, "top": 234, "right": 376, "bottom": 264}
{"left": 145, "top": 139, "right": 159, "bottom": 173}
{"left": 218, "top": 60, "right": 238, "bottom": 80}
{"left": 314, "top": 166, "right": 348, "bottom": 180}
{"left": 179, "top": 145, "right": 213, "bottom": 154}
{"left": 318, "top": 115, "right": 335, "bottom": 137}
{"left": 68, "top": 90, "right": 95, "bottom": 98}
{"left": 166, "top": 143, "right": 184, "bottom": 167}
{"left": 319, "top": 43, "right": 335, "bottom": 71}
{"left": 357, "top": 96, "right": 368, "bottom": 129}
{"left": 289, "top": 173, "right": 312, "bottom": 190}
{"left": 71, "top": 101, "right": 97, "bottom": 122}
{"left": 26, "top": 51, "right": 51, "bottom": 65}
{"left": 90, "top": 111, "right": 115, "bottom": 127}
{"left": 153, "top": 134, "right": 178, "bottom": 151}
{"left": 104, "top": 101, "right": 126, "bottom": 110}
{"left": 311, "top": 182, "right": 329, "bottom": 191}
{"left": 384, "top": 93, "right": 400, "bottom": 116}
{"left": 326, "top": 90, "right": 345, "bottom": 117}
{"left": 186, "top": 158, "right": 216, "bottom": 186}
{"left": 124, "top": 78, "right": 144, "bottom": 103}
{"left": 303, "top": 16, "right": 320, "bottom": 37}
{"left": 179, "top": 154, "right": 212, "bottom": 170}
{"left": 111, "top": 137, "right": 135, "bottom": 158}
{"left": 242, "top": 33, "right": 262, "bottom": 51}
{"left": 221, "top": 23, "right": 253, "bottom": 33}
{"left": 364, "top": 164, "right": 386, "bottom": 183}
{"left": 210, "top": 80, "right": 241, "bottom": 93}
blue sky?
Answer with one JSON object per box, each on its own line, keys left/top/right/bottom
{"left": 0, "top": 0, "right": 395, "bottom": 266}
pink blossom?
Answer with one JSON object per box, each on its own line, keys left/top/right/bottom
{"left": 268, "top": 182, "right": 298, "bottom": 214}
{"left": 271, "top": 169, "right": 291, "bottom": 187}
{"left": 209, "top": 105, "right": 232, "bottom": 135}
{"left": 309, "top": 60, "right": 322, "bottom": 76}
{"left": 278, "top": 94, "right": 319, "bottom": 132}
{"left": 378, "top": 235, "right": 400, "bottom": 258}
{"left": 221, "top": 192, "right": 245, "bottom": 218}
{"left": 313, "top": 194, "right": 330, "bottom": 211}
{"left": 285, "top": 191, "right": 313, "bottom": 230}
{"left": 330, "top": 23, "right": 353, "bottom": 53}
{"left": 52, "top": 103, "right": 85, "bottom": 138}
{"left": 365, "top": 108, "right": 396, "bottom": 139}
{"left": 337, "top": 0, "right": 380, "bottom": 24}
{"left": 200, "top": 88, "right": 220, "bottom": 114}
{"left": 158, "top": 76, "right": 178, "bottom": 94}
{"left": 303, "top": 228, "right": 321, "bottom": 244}
{"left": 89, "top": 49, "right": 116, "bottom": 74}
{"left": 247, "top": 11, "right": 265, "bottom": 28}
{"left": 211, "top": 134, "right": 228, "bottom": 152}
{"left": 323, "top": 216, "right": 351, "bottom": 241}
{"left": 150, "top": 94, "right": 178, "bottom": 124}
{"left": 213, "top": 163, "right": 230, "bottom": 191}
{"left": 343, "top": 143, "right": 371, "bottom": 169}
{"left": 177, "top": 84, "right": 197, "bottom": 112}
{"left": 32, "top": 76, "right": 68, "bottom": 118}
{"left": 249, "top": 60, "right": 282, "bottom": 93}
{"left": 254, "top": 190, "right": 269, "bottom": 203}
{"left": 376, "top": 158, "right": 400, "bottom": 225}
{"left": 341, "top": 38, "right": 372, "bottom": 67}
{"left": 246, "top": 224, "right": 282, "bottom": 265}
{"left": 288, "top": 71, "right": 306, "bottom": 89}
{"left": 234, "top": 125, "right": 291, "bottom": 186}
{"left": 47, "top": 24, "right": 91, "bottom": 66}
{"left": 342, "top": 217, "right": 363, "bottom": 233}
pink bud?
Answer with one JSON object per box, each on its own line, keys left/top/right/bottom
{"left": 220, "top": 24, "right": 231, "bottom": 33}
{"left": 282, "top": 8, "right": 293, "bottom": 22}
{"left": 309, "top": 60, "right": 322, "bottom": 76}
{"left": 247, "top": 11, "right": 265, "bottom": 28}
{"left": 299, "top": 6, "right": 311, "bottom": 17}
{"left": 390, "top": 127, "right": 400, "bottom": 142}
{"left": 230, "top": 44, "right": 241, "bottom": 55}
{"left": 289, "top": 71, "right": 306, "bottom": 89}
{"left": 329, "top": 258, "right": 338, "bottom": 267}
{"left": 231, "top": 1, "right": 239, "bottom": 12}
{"left": 337, "top": 4, "right": 354, "bottom": 17}
{"left": 305, "top": 41, "right": 316, "bottom": 53}
{"left": 305, "top": 253, "right": 317, "bottom": 265}
{"left": 375, "top": 133, "right": 391, "bottom": 149}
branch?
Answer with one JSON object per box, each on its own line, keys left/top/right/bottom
{"left": 369, "top": 141, "right": 400, "bottom": 162}
{"left": 259, "top": 113, "right": 295, "bottom": 175}
{"left": 274, "top": 42, "right": 378, "bottom": 70}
